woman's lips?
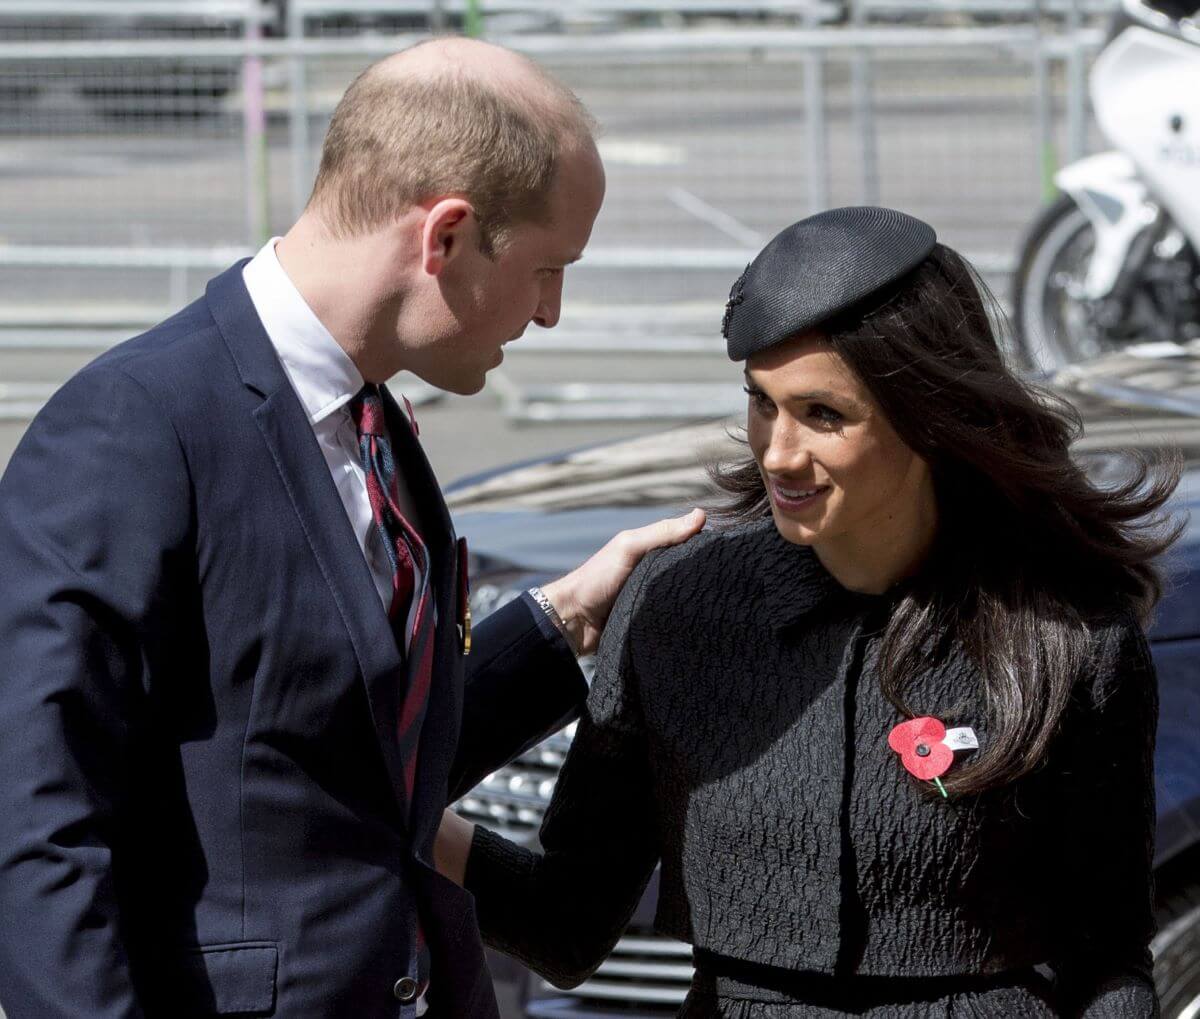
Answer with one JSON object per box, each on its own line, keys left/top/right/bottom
{"left": 769, "top": 479, "right": 829, "bottom": 513}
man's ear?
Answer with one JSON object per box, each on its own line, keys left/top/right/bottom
{"left": 421, "top": 198, "right": 475, "bottom": 276}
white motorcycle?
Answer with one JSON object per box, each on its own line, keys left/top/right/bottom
{"left": 1013, "top": 0, "right": 1200, "bottom": 370}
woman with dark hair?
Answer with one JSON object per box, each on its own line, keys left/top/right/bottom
{"left": 434, "top": 208, "right": 1177, "bottom": 1017}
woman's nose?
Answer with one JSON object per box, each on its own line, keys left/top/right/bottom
{"left": 759, "top": 424, "right": 812, "bottom": 476}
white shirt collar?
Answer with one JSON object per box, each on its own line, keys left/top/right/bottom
{"left": 242, "top": 237, "right": 364, "bottom": 425}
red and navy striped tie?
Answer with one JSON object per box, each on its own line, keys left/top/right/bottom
{"left": 350, "top": 384, "right": 435, "bottom": 1006}
{"left": 348, "top": 383, "right": 435, "bottom": 813}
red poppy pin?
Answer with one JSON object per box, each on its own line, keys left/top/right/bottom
{"left": 887, "top": 716, "right": 978, "bottom": 798}
{"left": 402, "top": 394, "right": 420, "bottom": 436}
{"left": 456, "top": 536, "right": 471, "bottom": 656}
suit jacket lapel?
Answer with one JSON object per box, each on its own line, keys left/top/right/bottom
{"left": 205, "top": 264, "right": 412, "bottom": 827}
{"left": 381, "top": 386, "right": 462, "bottom": 845}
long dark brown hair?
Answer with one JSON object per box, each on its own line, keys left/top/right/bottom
{"left": 711, "top": 243, "right": 1182, "bottom": 796}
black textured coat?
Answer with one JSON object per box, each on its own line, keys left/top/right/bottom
{"left": 466, "top": 519, "right": 1159, "bottom": 1017}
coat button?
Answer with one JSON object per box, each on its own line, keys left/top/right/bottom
{"left": 393, "top": 976, "right": 419, "bottom": 1003}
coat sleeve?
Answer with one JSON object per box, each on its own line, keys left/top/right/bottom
{"left": 1049, "top": 615, "right": 1161, "bottom": 1018}
{"left": 0, "top": 367, "right": 192, "bottom": 1019}
{"left": 448, "top": 593, "right": 586, "bottom": 802}
{"left": 462, "top": 556, "right": 661, "bottom": 989}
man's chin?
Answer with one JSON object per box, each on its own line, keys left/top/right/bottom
{"left": 440, "top": 370, "right": 488, "bottom": 397}
{"left": 404, "top": 365, "right": 487, "bottom": 398}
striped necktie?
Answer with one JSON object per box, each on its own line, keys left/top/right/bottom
{"left": 350, "top": 384, "right": 436, "bottom": 1007}
{"left": 348, "top": 384, "right": 435, "bottom": 811}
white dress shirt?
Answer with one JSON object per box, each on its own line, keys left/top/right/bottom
{"left": 242, "top": 238, "right": 425, "bottom": 650}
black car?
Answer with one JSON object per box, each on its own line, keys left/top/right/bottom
{"left": 447, "top": 343, "right": 1200, "bottom": 1019}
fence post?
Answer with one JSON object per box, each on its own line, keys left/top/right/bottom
{"left": 288, "top": 1, "right": 311, "bottom": 218}
{"left": 803, "top": 3, "right": 829, "bottom": 214}
{"left": 850, "top": 0, "right": 880, "bottom": 205}
{"left": 1032, "top": 0, "right": 1058, "bottom": 201}
{"left": 242, "top": 1, "right": 269, "bottom": 246}
{"left": 430, "top": 0, "right": 447, "bottom": 32}
{"left": 466, "top": 0, "right": 484, "bottom": 37}
{"left": 1065, "top": 0, "right": 1088, "bottom": 163}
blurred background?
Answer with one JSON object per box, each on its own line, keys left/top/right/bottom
{"left": 0, "top": 0, "right": 1115, "bottom": 483}
{"left": 8, "top": 4, "right": 1200, "bottom": 1017}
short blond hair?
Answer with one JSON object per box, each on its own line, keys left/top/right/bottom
{"left": 309, "top": 47, "right": 594, "bottom": 254}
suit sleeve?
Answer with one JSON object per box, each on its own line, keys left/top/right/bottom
{"left": 448, "top": 593, "right": 586, "bottom": 801}
{"left": 0, "top": 367, "right": 192, "bottom": 1019}
{"left": 462, "top": 558, "right": 660, "bottom": 988}
{"left": 1049, "top": 616, "right": 1161, "bottom": 1018}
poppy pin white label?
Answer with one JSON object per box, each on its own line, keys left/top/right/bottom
{"left": 942, "top": 727, "right": 979, "bottom": 751}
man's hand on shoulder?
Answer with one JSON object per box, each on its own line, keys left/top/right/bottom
{"left": 540, "top": 508, "right": 705, "bottom": 657}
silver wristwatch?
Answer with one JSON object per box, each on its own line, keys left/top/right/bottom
{"left": 527, "top": 586, "right": 582, "bottom": 658}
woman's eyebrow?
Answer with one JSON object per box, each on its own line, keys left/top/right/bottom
{"left": 743, "top": 373, "right": 859, "bottom": 409}
{"left": 739, "top": 374, "right": 864, "bottom": 412}
{"left": 789, "top": 388, "right": 842, "bottom": 403}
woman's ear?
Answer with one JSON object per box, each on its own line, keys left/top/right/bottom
{"left": 421, "top": 198, "right": 476, "bottom": 276}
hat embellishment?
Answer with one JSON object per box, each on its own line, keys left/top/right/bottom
{"left": 722, "top": 263, "right": 750, "bottom": 339}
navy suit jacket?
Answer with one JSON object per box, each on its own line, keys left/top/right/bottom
{"left": 0, "top": 263, "right": 586, "bottom": 1018}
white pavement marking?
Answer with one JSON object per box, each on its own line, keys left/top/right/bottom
{"left": 0, "top": 402, "right": 46, "bottom": 422}
{"left": 666, "top": 188, "right": 764, "bottom": 248}
{"left": 0, "top": 328, "right": 132, "bottom": 350}
{"left": 594, "top": 139, "right": 688, "bottom": 167}
{"left": 0, "top": 383, "right": 56, "bottom": 422}
{"left": 0, "top": 383, "right": 56, "bottom": 400}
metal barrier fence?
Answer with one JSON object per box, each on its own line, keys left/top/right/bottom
{"left": 0, "top": 0, "right": 1112, "bottom": 422}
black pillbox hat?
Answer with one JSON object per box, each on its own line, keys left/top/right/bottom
{"left": 723, "top": 206, "right": 937, "bottom": 361}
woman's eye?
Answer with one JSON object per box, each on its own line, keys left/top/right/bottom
{"left": 810, "top": 404, "right": 843, "bottom": 425}
{"left": 743, "top": 386, "right": 773, "bottom": 409}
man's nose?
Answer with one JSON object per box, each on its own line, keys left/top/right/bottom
{"left": 533, "top": 275, "right": 563, "bottom": 329}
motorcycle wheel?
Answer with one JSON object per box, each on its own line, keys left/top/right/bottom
{"left": 1012, "top": 194, "right": 1114, "bottom": 372}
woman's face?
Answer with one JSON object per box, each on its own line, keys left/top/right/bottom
{"left": 745, "top": 332, "right": 933, "bottom": 550}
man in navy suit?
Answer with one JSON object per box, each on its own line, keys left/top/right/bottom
{"left": 0, "top": 38, "right": 703, "bottom": 1019}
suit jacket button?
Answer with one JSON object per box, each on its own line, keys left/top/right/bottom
{"left": 393, "top": 976, "right": 419, "bottom": 1003}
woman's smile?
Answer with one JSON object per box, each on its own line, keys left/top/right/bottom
{"left": 768, "top": 477, "right": 830, "bottom": 513}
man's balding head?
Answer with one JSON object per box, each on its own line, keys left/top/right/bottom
{"left": 308, "top": 38, "right": 597, "bottom": 255}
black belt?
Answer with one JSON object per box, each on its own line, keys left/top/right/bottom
{"left": 692, "top": 950, "right": 1050, "bottom": 1007}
